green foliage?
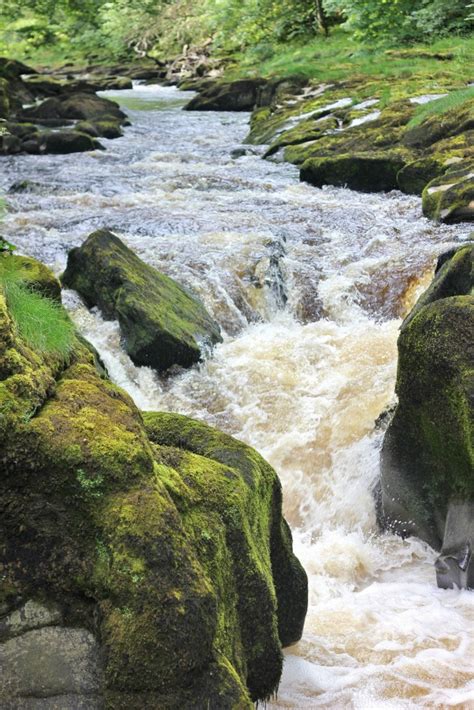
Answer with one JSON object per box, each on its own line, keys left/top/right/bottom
{"left": 408, "top": 87, "right": 474, "bottom": 127}
{"left": 0, "top": 262, "right": 75, "bottom": 358}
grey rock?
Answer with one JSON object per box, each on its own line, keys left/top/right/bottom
{"left": 0, "top": 600, "right": 63, "bottom": 642}
{"left": 0, "top": 626, "right": 103, "bottom": 700}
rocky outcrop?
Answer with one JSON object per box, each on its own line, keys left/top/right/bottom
{"left": 243, "top": 77, "right": 474, "bottom": 220}
{"left": 62, "top": 229, "right": 222, "bottom": 371}
{"left": 377, "top": 243, "right": 474, "bottom": 566}
{"left": 0, "top": 255, "right": 307, "bottom": 707}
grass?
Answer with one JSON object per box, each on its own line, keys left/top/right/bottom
{"left": 227, "top": 29, "right": 474, "bottom": 85}
{"left": 407, "top": 86, "right": 474, "bottom": 127}
{"left": 0, "top": 259, "right": 76, "bottom": 358}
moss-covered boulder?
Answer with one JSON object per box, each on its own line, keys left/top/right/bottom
{"left": 422, "top": 161, "right": 474, "bottom": 222}
{"left": 0, "top": 259, "right": 307, "bottom": 707}
{"left": 378, "top": 243, "right": 474, "bottom": 550}
{"left": 300, "top": 151, "right": 408, "bottom": 192}
{"left": 62, "top": 229, "right": 222, "bottom": 371}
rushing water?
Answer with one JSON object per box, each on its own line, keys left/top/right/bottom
{"left": 1, "top": 84, "right": 473, "bottom": 708}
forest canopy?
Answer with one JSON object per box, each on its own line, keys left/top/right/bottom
{"left": 1, "top": 0, "right": 473, "bottom": 59}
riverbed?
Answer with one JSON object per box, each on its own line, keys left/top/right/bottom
{"left": 1, "top": 83, "right": 473, "bottom": 709}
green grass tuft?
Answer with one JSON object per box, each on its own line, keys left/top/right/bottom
{"left": 408, "top": 87, "right": 474, "bottom": 127}
{"left": 2, "top": 279, "right": 76, "bottom": 358}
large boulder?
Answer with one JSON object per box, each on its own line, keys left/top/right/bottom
{"left": 184, "top": 78, "right": 268, "bottom": 112}
{"left": 0, "top": 259, "right": 307, "bottom": 707}
{"left": 378, "top": 244, "right": 474, "bottom": 558}
{"left": 62, "top": 229, "right": 222, "bottom": 371}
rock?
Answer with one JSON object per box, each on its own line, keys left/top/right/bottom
{"left": 22, "top": 93, "right": 127, "bottom": 125}
{"left": 0, "top": 58, "right": 36, "bottom": 80}
{"left": 62, "top": 229, "right": 222, "bottom": 371}
{"left": 0, "top": 627, "right": 103, "bottom": 700}
{"left": 422, "top": 162, "right": 474, "bottom": 222}
{"left": 0, "top": 600, "right": 63, "bottom": 642}
{"left": 300, "top": 152, "right": 408, "bottom": 192}
{"left": 75, "top": 119, "right": 123, "bottom": 139}
{"left": 402, "top": 98, "right": 474, "bottom": 149}
{"left": 435, "top": 501, "right": 474, "bottom": 590}
{"left": 36, "top": 130, "right": 103, "bottom": 154}
{"left": 0, "top": 255, "right": 61, "bottom": 300}
{"left": 0, "top": 132, "right": 21, "bottom": 155}
{"left": 0, "top": 263, "right": 307, "bottom": 706}
{"left": 378, "top": 243, "right": 474, "bottom": 550}
{"left": 59, "top": 92, "right": 127, "bottom": 123}
{"left": 184, "top": 78, "right": 268, "bottom": 112}
{"left": 396, "top": 156, "right": 450, "bottom": 195}
{"left": 4, "top": 122, "right": 38, "bottom": 140}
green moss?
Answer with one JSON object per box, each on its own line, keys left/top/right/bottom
{"left": 62, "top": 229, "right": 222, "bottom": 371}
{"left": 380, "top": 245, "right": 474, "bottom": 548}
{"left": 0, "top": 258, "right": 307, "bottom": 705}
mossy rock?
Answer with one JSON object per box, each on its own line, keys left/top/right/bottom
{"left": 75, "top": 118, "right": 123, "bottom": 139}
{"left": 35, "top": 130, "right": 103, "bottom": 154}
{"left": 0, "top": 266, "right": 307, "bottom": 707}
{"left": 0, "top": 77, "right": 9, "bottom": 119}
{"left": 62, "top": 229, "right": 222, "bottom": 372}
{"left": 396, "top": 156, "right": 451, "bottom": 195}
{"left": 422, "top": 162, "right": 474, "bottom": 222}
{"left": 300, "top": 151, "right": 408, "bottom": 192}
{"left": 0, "top": 254, "right": 61, "bottom": 300}
{"left": 378, "top": 244, "right": 474, "bottom": 548}
{"left": 402, "top": 98, "right": 474, "bottom": 149}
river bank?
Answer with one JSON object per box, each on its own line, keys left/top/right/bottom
{"left": 1, "top": 81, "right": 473, "bottom": 707}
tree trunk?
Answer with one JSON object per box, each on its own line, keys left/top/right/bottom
{"left": 315, "top": 0, "right": 329, "bottom": 36}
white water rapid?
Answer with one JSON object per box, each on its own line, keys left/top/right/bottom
{"left": 2, "top": 84, "right": 473, "bottom": 709}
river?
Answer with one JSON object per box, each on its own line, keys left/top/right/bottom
{"left": 1, "top": 83, "right": 473, "bottom": 709}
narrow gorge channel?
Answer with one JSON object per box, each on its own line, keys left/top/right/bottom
{"left": 2, "top": 84, "right": 473, "bottom": 708}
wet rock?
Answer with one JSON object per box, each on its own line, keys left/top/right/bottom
{"left": 300, "top": 152, "right": 407, "bottom": 192}
{"left": 4, "top": 122, "right": 38, "bottom": 140}
{"left": 75, "top": 118, "right": 123, "bottom": 139}
{"left": 435, "top": 501, "right": 474, "bottom": 590}
{"left": 0, "top": 267, "right": 307, "bottom": 706}
{"left": 0, "top": 132, "right": 21, "bottom": 155}
{"left": 21, "top": 97, "right": 66, "bottom": 121}
{"left": 0, "top": 627, "right": 103, "bottom": 700}
{"left": 378, "top": 243, "right": 474, "bottom": 549}
{"left": 184, "top": 78, "right": 268, "bottom": 112}
{"left": 36, "top": 130, "right": 103, "bottom": 155}
{"left": 422, "top": 161, "right": 474, "bottom": 222}
{"left": 62, "top": 229, "right": 222, "bottom": 371}
{"left": 59, "top": 92, "right": 127, "bottom": 123}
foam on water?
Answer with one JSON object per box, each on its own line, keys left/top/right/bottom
{"left": 2, "top": 84, "right": 473, "bottom": 708}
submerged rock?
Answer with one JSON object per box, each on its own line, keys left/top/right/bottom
{"left": 62, "top": 229, "right": 222, "bottom": 371}
{"left": 378, "top": 243, "right": 474, "bottom": 557}
{"left": 0, "top": 260, "right": 307, "bottom": 706}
